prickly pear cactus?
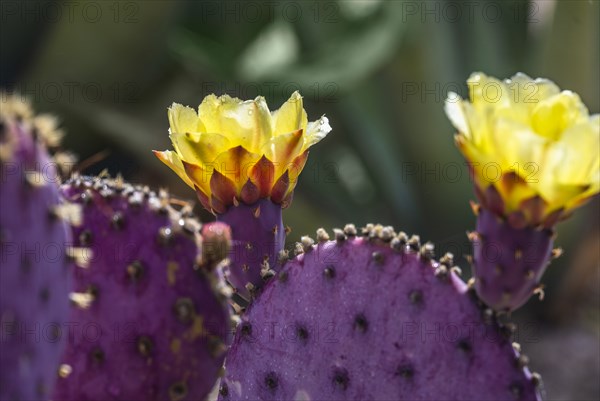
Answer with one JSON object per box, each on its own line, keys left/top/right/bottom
{"left": 0, "top": 96, "right": 78, "bottom": 401}
{"left": 53, "top": 176, "right": 231, "bottom": 401}
{"left": 219, "top": 225, "right": 543, "bottom": 401}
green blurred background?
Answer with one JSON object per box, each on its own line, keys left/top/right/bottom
{"left": 2, "top": 0, "right": 598, "bottom": 399}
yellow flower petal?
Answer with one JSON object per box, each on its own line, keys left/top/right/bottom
{"left": 271, "top": 91, "right": 307, "bottom": 136}
{"left": 303, "top": 116, "right": 332, "bottom": 152}
{"left": 153, "top": 150, "right": 194, "bottom": 188}
{"left": 168, "top": 103, "right": 202, "bottom": 135}
{"left": 170, "top": 132, "right": 231, "bottom": 165}
{"left": 531, "top": 91, "right": 589, "bottom": 140}
{"left": 260, "top": 129, "right": 304, "bottom": 179}
{"left": 211, "top": 146, "right": 262, "bottom": 193}
{"left": 198, "top": 94, "right": 272, "bottom": 153}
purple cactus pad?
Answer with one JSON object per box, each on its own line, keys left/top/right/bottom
{"left": 217, "top": 199, "right": 285, "bottom": 298}
{"left": 0, "top": 109, "right": 74, "bottom": 401}
{"left": 218, "top": 225, "right": 542, "bottom": 401}
{"left": 53, "top": 176, "right": 231, "bottom": 401}
{"left": 472, "top": 209, "right": 553, "bottom": 311}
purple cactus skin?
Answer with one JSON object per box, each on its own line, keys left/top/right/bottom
{"left": 53, "top": 176, "right": 231, "bottom": 401}
{"left": 217, "top": 198, "right": 285, "bottom": 298}
{"left": 471, "top": 209, "right": 554, "bottom": 312}
{"left": 0, "top": 102, "right": 74, "bottom": 401}
{"left": 218, "top": 225, "right": 543, "bottom": 401}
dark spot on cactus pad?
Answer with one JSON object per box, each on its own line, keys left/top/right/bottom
{"left": 169, "top": 381, "right": 188, "bottom": 401}
{"left": 78, "top": 229, "right": 92, "bottom": 246}
{"left": 111, "top": 212, "right": 125, "bottom": 230}
{"left": 207, "top": 336, "right": 226, "bottom": 358}
{"left": 90, "top": 347, "right": 105, "bottom": 365}
{"left": 371, "top": 251, "right": 384, "bottom": 265}
{"left": 296, "top": 324, "right": 309, "bottom": 342}
{"left": 332, "top": 367, "right": 349, "bottom": 390}
{"left": 396, "top": 364, "right": 414, "bottom": 379}
{"left": 158, "top": 226, "right": 173, "bottom": 246}
{"left": 457, "top": 338, "right": 472, "bottom": 353}
{"left": 137, "top": 336, "right": 153, "bottom": 357}
{"left": 39, "top": 287, "right": 50, "bottom": 303}
{"left": 126, "top": 260, "right": 144, "bottom": 282}
{"left": 219, "top": 383, "right": 229, "bottom": 397}
{"left": 278, "top": 271, "right": 288, "bottom": 283}
{"left": 173, "top": 298, "right": 195, "bottom": 324}
{"left": 510, "top": 382, "right": 524, "bottom": 398}
{"left": 36, "top": 380, "right": 47, "bottom": 396}
{"left": 409, "top": 289, "right": 423, "bottom": 305}
{"left": 47, "top": 324, "right": 61, "bottom": 341}
{"left": 86, "top": 284, "right": 99, "bottom": 300}
{"left": 241, "top": 322, "right": 252, "bottom": 337}
{"left": 264, "top": 372, "right": 279, "bottom": 391}
{"left": 323, "top": 265, "right": 336, "bottom": 279}
{"left": 353, "top": 314, "right": 368, "bottom": 333}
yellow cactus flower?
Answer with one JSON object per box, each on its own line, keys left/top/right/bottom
{"left": 154, "top": 91, "right": 331, "bottom": 213}
{"left": 445, "top": 72, "right": 599, "bottom": 228}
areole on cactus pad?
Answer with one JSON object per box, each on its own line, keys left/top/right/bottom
{"left": 445, "top": 73, "right": 599, "bottom": 311}
{"left": 218, "top": 225, "right": 543, "bottom": 401}
{"left": 154, "top": 92, "right": 332, "bottom": 298}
